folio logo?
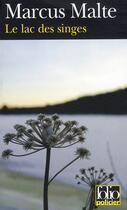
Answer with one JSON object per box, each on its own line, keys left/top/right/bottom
{"left": 95, "top": 185, "right": 121, "bottom": 206}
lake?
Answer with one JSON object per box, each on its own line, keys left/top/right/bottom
{"left": 0, "top": 114, "right": 127, "bottom": 193}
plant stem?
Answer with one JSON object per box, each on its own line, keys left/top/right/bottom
{"left": 85, "top": 188, "right": 95, "bottom": 210}
{"left": 11, "top": 149, "right": 43, "bottom": 157}
{"left": 43, "top": 147, "right": 51, "bottom": 210}
{"left": 48, "top": 156, "right": 79, "bottom": 185}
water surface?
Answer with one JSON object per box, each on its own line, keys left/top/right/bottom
{"left": 0, "top": 114, "right": 126, "bottom": 191}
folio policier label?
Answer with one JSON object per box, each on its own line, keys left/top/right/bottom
{"left": 95, "top": 185, "right": 121, "bottom": 206}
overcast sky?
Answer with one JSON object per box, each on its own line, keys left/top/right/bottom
{"left": 0, "top": 40, "right": 127, "bottom": 108}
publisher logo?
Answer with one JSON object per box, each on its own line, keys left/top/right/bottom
{"left": 95, "top": 185, "right": 121, "bottom": 206}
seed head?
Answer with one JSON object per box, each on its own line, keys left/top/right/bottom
{"left": 71, "top": 120, "right": 78, "bottom": 126}
{"left": 3, "top": 133, "right": 16, "bottom": 144}
{"left": 80, "top": 168, "right": 86, "bottom": 175}
{"left": 2, "top": 149, "right": 13, "bottom": 159}
{"left": 80, "top": 126, "right": 87, "bottom": 132}
{"left": 23, "top": 141, "right": 34, "bottom": 151}
{"left": 52, "top": 114, "right": 59, "bottom": 121}
{"left": 75, "top": 175, "right": 79, "bottom": 179}
{"left": 78, "top": 136, "right": 85, "bottom": 143}
{"left": 76, "top": 148, "right": 90, "bottom": 159}
{"left": 76, "top": 167, "right": 115, "bottom": 188}
{"left": 2, "top": 114, "right": 88, "bottom": 157}
{"left": 37, "top": 114, "right": 46, "bottom": 120}
{"left": 109, "top": 173, "right": 114, "bottom": 179}
{"left": 54, "top": 120, "right": 62, "bottom": 126}
{"left": 14, "top": 124, "right": 26, "bottom": 132}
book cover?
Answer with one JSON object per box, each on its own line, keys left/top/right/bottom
{"left": 0, "top": 1, "right": 126, "bottom": 210}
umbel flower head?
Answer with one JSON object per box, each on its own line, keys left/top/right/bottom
{"left": 76, "top": 167, "right": 114, "bottom": 210}
{"left": 2, "top": 114, "right": 87, "bottom": 158}
{"left": 76, "top": 167, "right": 114, "bottom": 187}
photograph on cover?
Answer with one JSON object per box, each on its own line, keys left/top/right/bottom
{"left": 0, "top": 40, "right": 127, "bottom": 210}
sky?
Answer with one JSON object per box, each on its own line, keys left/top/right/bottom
{"left": 0, "top": 40, "right": 127, "bottom": 108}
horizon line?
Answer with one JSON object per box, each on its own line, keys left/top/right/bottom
{"left": 1, "top": 86, "right": 126, "bottom": 109}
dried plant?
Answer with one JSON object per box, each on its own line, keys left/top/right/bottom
{"left": 2, "top": 114, "right": 90, "bottom": 210}
{"left": 76, "top": 167, "right": 114, "bottom": 210}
